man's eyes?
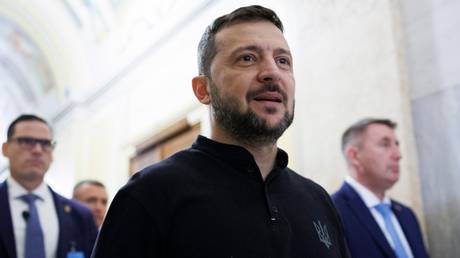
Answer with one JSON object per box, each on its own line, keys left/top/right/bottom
{"left": 234, "top": 53, "right": 292, "bottom": 69}
{"left": 86, "top": 198, "right": 98, "bottom": 203}
{"left": 277, "top": 57, "right": 291, "bottom": 66}
{"left": 238, "top": 54, "right": 256, "bottom": 62}
{"left": 19, "top": 138, "right": 52, "bottom": 147}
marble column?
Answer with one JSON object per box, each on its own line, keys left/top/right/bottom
{"left": 401, "top": 0, "right": 460, "bottom": 257}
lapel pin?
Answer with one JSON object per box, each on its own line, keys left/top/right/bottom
{"left": 64, "top": 204, "right": 72, "bottom": 213}
{"left": 393, "top": 204, "right": 402, "bottom": 212}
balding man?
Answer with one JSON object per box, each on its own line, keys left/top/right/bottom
{"left": 73, "top": 180, "right": 108, "bottom": 228}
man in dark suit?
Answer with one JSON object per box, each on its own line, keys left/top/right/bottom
{"left": 332, "top": 118, "right": 430, "bottom": 258}
{"left": 0, "top": 114, "right": 97, "bottom": 258}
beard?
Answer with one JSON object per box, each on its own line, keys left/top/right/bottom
{"left": 209, "top": 80, "right": 294, "bottom": 146}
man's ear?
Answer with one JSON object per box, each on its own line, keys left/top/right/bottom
{"left": 2, "top": 142, "right": 9, "bottom": 158}
{"left": 192, "top": 76, "right": 211, "bottom": 104}
{"left": 345, "top": 146, "right": 361, "bottom": 172}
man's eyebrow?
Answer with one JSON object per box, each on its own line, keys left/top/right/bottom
{"left": 379, "top": 137, "right": 391, "bottom": 142}
{"left": 230, "top": 45, "right": 261, "bottom": 55}
{"left": 379, "top": 136, "right": 399, "bottom": 145}
{"left": 274, "top": 48, "right": 292, "bottom": 57}
{"left": 229, "top": 45, "right": 292, "bottom": 58}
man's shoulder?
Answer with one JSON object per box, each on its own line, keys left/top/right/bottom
{"left": 118, "top": 148, "right": 204, "bottom": 197}
{"left": 133, "top": 147, "right": 202, "bottom": 181}
{"left": 284, "top": 168, "right": 330, "bottom": 196}
{"left": 390, "top": 198, "right": 415, "bottom": 214}
{"left": 50, "top": 188, "right": 93, "bottom": 217}
{"left": 331, "top": 182, "right": 354, "bottom": 199}
{"left": 0, "top": 181, "right": 9, "bottom": 211}
{"left": 331, "top": 182, "right": 368, "bottom": 213}
{"left": 0, "top": 180, "right": 6, "bottom": 194}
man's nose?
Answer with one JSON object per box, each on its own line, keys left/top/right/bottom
{"left": 257, "top": 58, "right": 281, "bottom": 83}
{"left": 31, "top": 142, "right": 45, "bottom": 153}
{"left": 392, "top": 145, "right": 402, "bottom": 160}
{"left": 96, "top": 201, "right": 106, "bottom": 211}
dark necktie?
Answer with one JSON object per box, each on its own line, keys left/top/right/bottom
{"left": 375, "top": 203, "right": 409, "bottom": 258}
{"left": 20, "top": 193, "right": 46, "bottom": 258}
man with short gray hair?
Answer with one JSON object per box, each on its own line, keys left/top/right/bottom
{"left": 73, "top": 180, "right": 108, "bottom": 228}
{"left": 332, "top": 118, "right": 430, "bottom": 258}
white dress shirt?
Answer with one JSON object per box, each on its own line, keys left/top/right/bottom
{"left": 345, "top": 176, "right": 414, "bottom": 258}
{"left": 7, "top": 177, "right": 59, "bottom": 258}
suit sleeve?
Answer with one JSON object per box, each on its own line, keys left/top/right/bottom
{"left": 84, "top": 209, "right": 98, "bottom": 256}
{"left": 404, "top": 207, "right": 431, "bottom": 258}
{"left": 90, "top": 190, "right": 162, "bottom": 258}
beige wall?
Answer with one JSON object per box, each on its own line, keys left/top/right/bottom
{"left": 287, "top": 0, "right": 424, "bottom": 219}
{"left": 402, "top": 0, "right": 460, "bottom": 256}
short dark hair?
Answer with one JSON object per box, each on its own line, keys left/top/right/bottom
{"left": 73, "top": 179, "right": 106, "bottom": 197}
{"left": 341, "top": 118, "right": 397, "bottom": 153}
{"left": 197, "top": 5, "right": 284, "bottom": 76}
{"left": 7, "top": 114, "right": 51, "bottom": 140}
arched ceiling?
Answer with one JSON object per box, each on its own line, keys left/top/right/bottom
{"left": 0, "top": 0, "right": 214, "bottom": 112}
{"left": 0, "top": 0, "right": 215, "bottom": 172}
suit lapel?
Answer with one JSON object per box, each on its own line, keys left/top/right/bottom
{"left": 391, "top": 201, "right": 417, "bottom": 255}
{"left": 341, "top": 183, "right": 396, "bottom": 258}
{"left": 0, "top": 182, "right": 17, "bottom": 258}
{"left": 50, "top": 187, "right": 72, "bottom": 258}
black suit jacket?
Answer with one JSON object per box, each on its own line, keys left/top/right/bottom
{"left": 0, "top": 181, "right": 98, "bottom": 258}
{"left": 332, "top": 182, "right": 429, "bottom": 258}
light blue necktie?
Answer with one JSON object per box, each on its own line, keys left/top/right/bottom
{"left": 375, "top": 203, "right": 409, "bottom": 258}
{"left": 20, "top": 193, "right": 46, "bottom": 258}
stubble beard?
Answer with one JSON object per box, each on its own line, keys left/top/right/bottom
{"left": 209, "top": 81, "right": 294, "bottom": 147}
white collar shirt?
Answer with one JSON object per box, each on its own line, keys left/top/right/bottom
{"left": 345, "top": 176, "right": 414, "bottom": 258}
{"left": 7, "top": 177, "right": 59, "bottom": 258}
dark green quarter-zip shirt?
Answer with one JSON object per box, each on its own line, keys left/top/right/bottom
{"left": 91, "top": 135, "right": 350, "bottom": 258}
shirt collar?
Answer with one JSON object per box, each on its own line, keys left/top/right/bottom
{"left": 7, "top": 176, "right": 49, "bottom": 201}
{"left": 192, "top": 135, "right": 289, "bottom": 173}
{"left": 345, "top": 176, "right": 391, "bottom": 208}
